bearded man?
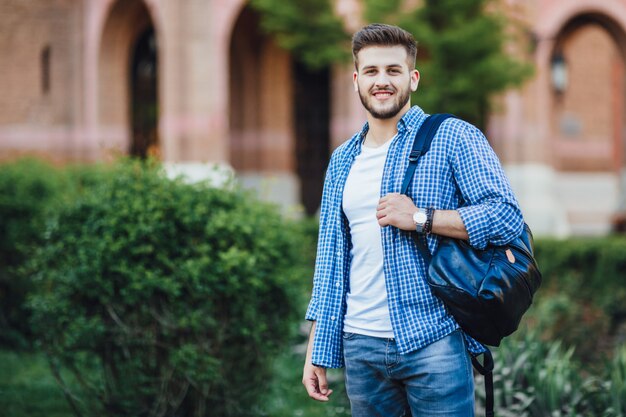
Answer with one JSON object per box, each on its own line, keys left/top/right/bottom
{"left": 302, "top": 23, "right": 523, "bottom": 417}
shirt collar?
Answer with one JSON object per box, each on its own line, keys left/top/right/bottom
{"left": 356, "top": 105, "right": 426, "bottom": 142}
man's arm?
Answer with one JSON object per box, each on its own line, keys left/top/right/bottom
{"left": 377, "top": 123, "right": 523, "bottom": 246}
{"left": 302, "top": 321, "right": 333, "bottom": 401}
{"left": 376, "top": 193, "right": 468, "bottom": 239}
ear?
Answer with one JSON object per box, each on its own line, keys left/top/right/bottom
{"left": 353, "top": 71, "right": 359, "bottom": 92}
{"left": 410, "top": 69, "right": 420, "bottom": 92}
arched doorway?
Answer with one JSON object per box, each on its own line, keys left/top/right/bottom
{"left": 130, "top": 27, "right": 158, "bottom": 158}
{"left": 99, "top": 0, "right": 159, "bottom": 158}
{"left": 548, "top": 13, "right": 626, "bottom": 233}
{"left": 228, "top": 6, "right": 330, "bottom": 215}
{"left": 293, "top": 61, "right": 331, "bottom": 215}
{"left": 550, "top": 14, "right": 625, "bottom": 172}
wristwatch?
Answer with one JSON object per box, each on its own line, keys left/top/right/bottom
{"left": 413, "top": 207, "right": 433, "bottom": 234}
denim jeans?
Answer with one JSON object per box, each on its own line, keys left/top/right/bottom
{"left": 342, "top": 329, "right": 474, "bottom": 417}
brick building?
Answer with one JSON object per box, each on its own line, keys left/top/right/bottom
{"left": 1, "top": 0, "right": 625, "bottom": 235}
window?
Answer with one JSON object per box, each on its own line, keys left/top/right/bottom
{"left": 41, "top": 45, "right": 51, "bottom": 94}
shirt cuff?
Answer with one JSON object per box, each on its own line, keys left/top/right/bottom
{"left": 457, "top": 205, "right": 489, "bottom": 250}
{"left": 305, "top": 297, "right": 318, "bottom": 321}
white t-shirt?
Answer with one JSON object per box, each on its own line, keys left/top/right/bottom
{"left": 342, "top": 137, "right": 395, "bottom": 338}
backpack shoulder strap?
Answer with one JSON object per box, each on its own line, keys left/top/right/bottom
{"left": 400, "top": 113, "right": 455, "bottom": 195}
{"left": 403, "top": 113, "right": 496, "bottom": 417}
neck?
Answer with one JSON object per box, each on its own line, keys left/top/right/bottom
{"left": 365, "top": 103, "right": 411, "bottom": 147}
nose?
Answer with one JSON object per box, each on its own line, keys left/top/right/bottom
{"left": 375, "top": 72, "right": 390, "bottom": 87}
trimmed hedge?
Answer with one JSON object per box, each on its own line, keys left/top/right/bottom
{"left": 27, "top": 160, "right": 306, "bottom": 417}
{"left": 0, "top": 159, "right": 68, "bottom": 348}
{"left": 0, "top": 160, "right": 111, "bottom": 349}
{"left": 534, "top": 237, "right": 626, "bottom": 319}
{"left": 530, "top": 238, "right": 626, "bottom": 361}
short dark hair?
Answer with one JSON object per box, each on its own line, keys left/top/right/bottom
{"left": 352, "top": 23, "right": 418, "bottom": 70}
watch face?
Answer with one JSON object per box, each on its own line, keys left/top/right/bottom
{"left": 413, "top": 211, "right": 427, "bottom": 224}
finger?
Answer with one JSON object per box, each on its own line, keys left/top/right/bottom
{"left": 304, "top": 380, "right": 331, "bottom": 401}
{"left": 315, "top": 368, "right": 330, "bottom": 395}
{"left": 303, "top": 371, "right": 331, "bottom": 402}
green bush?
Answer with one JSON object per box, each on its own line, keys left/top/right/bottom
{"left": 28, "top": 160, "right": 305, "bottom": 417}
{"left": 534, "top": 237, "right": 626, "bottom": 319}
{"left": 0, "top": 159, "right": 111, "bottom": 349}
{"left": 531, "top": 237, "right": 626, "bottom": 361}
{"left": 0, "top": 159, "right": 68, "bottom": 348}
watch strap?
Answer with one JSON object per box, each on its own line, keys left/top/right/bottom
{"left": 424, "top": 208, "right": 434, "bottom": 234}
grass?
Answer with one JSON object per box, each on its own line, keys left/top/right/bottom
{"left": 0, "top": 350, "right": 73, "bottom": 417}
{"left": 0, "top": 347, "right": 351, "bottom": 417}
{"left": 264, "top": 349, "right": 351, "bottom": 417}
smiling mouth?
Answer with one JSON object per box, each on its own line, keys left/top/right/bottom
{"left": 373, "top": 90, "right": 394, "bottom": 99}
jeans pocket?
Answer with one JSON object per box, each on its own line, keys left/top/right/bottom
{"left": 342, "top": 331, "right": 358, "bottom": 341}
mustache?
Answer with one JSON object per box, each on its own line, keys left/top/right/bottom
{"left": 371, "top": 88, "right": 395, "bottom": 93}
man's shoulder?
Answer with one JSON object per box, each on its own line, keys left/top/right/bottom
{"left": 437, "top": 115, "right": 473, "bottom": 134}
{"left": 328, "top": 131, "right": 362, "bottom": 164}
{"left": 432, "top": 116, "right": 485, "bottom": 146}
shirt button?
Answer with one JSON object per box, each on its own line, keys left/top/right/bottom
{"left": 331, "top": 316, "right": 336, "bottom": 321}
{"left": 335, "top": 282, "right": 341, "bottom": 288}
{"left": 336, "top": 250, "right": 342, "bottom": 257}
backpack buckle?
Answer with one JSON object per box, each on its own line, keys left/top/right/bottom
{"left": 408, "top": 150, "right": 421, "bottom": 162}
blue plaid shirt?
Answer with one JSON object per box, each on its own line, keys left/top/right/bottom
{"left": 305, "top": 106, "right": 524, "bottom": 368}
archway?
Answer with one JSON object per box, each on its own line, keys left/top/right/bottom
{"left": 98, "top": 0, "right": 159, "bottom": 157}
{"left": 130, "top": 27, "right": 158, "bottom": 158}
{"left": 228, "top": 6, "right": 330, "bottom": 214}
{"left": 547, "top": 12, "right": 626, "bottom": 233}
{"left": 293, "top": 61, "right": 331, "bottom": 215}
{"left": 550, "top": 14, "right": 625, "bottom": 172}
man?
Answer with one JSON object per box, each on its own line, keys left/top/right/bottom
{"left": 302, "top": 23, "right": 523, "bottom": 416}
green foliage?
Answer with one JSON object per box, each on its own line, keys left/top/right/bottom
{"left": 472, "top": 236, "right": 626, "bottom": 416}
{"left": 397, "top": 0, "right": 533, "bottom": 129}
{"left": 362, "top": 0, "right": 403, "bottom": 23}
{"left": 249, "top": 0, "right": 350, "bottom": 69}
{"left": 476, "top": 335, "right": 626, "bottom": 417}
{"left": 530, "top": 237, "right": 626, "bottom": 361}
{"left": 28, "top": 160, "right": 305, "bottom": 417}
{"left": 486, "top": 335, "right": 585, "bottom": 416}
{"left": 534, "top": 237, "right": 626, "bottom": 318}
{"left": 264, "top": 349, "right": 350, "bottom": 417}
{"left": 0, "top": 160, "right": 112, "bottom": 349}
{"left": 0, "top": 159, "right": 67, "bottom": 348}
{"left": 608, "top": 346, "right": 626, "bottom": 415}
{"left": 0, "top": 349, "right": 74, "bottom": 417}
{"left": 250, "top": 0, "right": 532, "bottom": 129}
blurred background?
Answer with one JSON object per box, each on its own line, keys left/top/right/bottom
{"left": 2, "top": 0, "right": 626, "bottom": 235}
{"left": 1, "top": 1, "right": 626, "bottom": 416}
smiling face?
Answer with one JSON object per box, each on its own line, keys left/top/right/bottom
{"left": 353, "top": 45, "right": 420, "bottom": 120}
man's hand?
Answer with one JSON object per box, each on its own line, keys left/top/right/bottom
{"left": 302, "top": 362, "right": 333, "bottom": 401}
{"left": 377, "top": 193, "right": 417, "bottom": 230}
{"left": 303, "top": 321, "right": 333, "bottom": 401}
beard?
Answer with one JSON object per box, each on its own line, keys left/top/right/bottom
{"left": 358, "top": 81, "right": 412, "bottom": 119}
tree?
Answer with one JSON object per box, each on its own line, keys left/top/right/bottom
{"left": 249, "top": 0, "right": 350, "bottom": 70}
{"left": 399, "top": 0, "right": 532, "bottom": 130}
{"left": 250, "top": 0, "right": 532, "bottom": 130}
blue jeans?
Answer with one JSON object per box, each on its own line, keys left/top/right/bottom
{"left": 342, "top": 330, "right": 474, "bottom": 417}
